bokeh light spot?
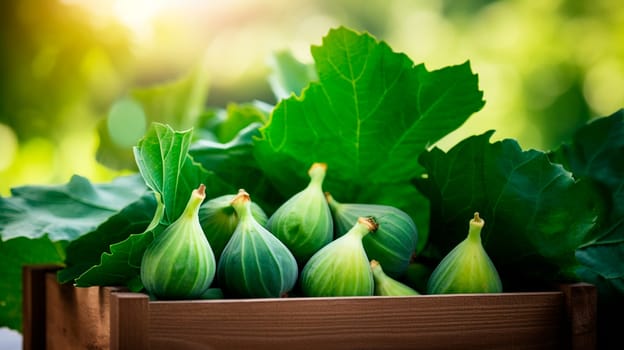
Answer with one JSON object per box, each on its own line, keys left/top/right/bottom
{"left": 107, "top": 98, "right": 147, "bottom": 148}
{"left": 0, "top": 124, "right": 18, "bottom": 171}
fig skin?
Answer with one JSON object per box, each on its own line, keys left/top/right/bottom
{"left": 426, "top": 212, "right": 502, "bottom": 294}
{"left": 371, "top": 260, "right": 419, "bottom": 296}
{"left": 140, "top": 184, "right": 217, "bottom": 300}
{"left": 300, "top": 217, "right": 377, "bottom": 297}
{"left": 267, "top": 162, "right": 333, "bottom": 265}
{"left": 218, "top": 190, "right": 298, "bottom": 298}
{"left": 326, "top": 193, "right": 418, "bottom": 279}
{"left": 199, "top": 193, "right": 267, "bottom": 261}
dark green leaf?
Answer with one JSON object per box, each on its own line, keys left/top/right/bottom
{"left": 550, "top": 109, "right": 624, "bottom": 219}
{"left": 133, "top": 123, "right": 209, "bottom": 224}
{"left": 254, "top": 27, "right": 485, "bottom": 196}
{"left": 0, "top": 236, "right": 66, "bottom": 331}
{"left": 550, "top": 110, "right": 624, "bottom": 298}
{"left": 57, "top": 193, "right": 157, "bottom": 284}
{"left": 0, "top": 175, "right": 147, "bottom": 242}
{"left": 73, "top": 228, "right": 158, "bottom": 289}
{"left": 190, "top": 122, "right": 283, "bottom": 212}
{"left": 417, "top": 132, "right": 600, "bottom": 284}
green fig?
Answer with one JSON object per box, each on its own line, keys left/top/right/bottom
{"left": 300, "top": 217, "right": 377, "bottom": 297}
{"left": 371, "top": 260, "right": 419, "bottom": 296}
{"left": 426, "top": 212, "right": 502, "bottom": 294}
{"left": 140, "top": 184, "right": 216, "bottom": 300}
{"left": 326, "top": 193, "right": 417, "bottom": 278}
{"left": 199, "top": 193, "right": 268, "bottom": 261}
{"left": 268, "top": 162, "right": 333, "bottom": 264}
{"left": 218, "top": 190, "right": 298, "bottom": 298}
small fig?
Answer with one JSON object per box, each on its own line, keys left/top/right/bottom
{"left": 267, "top": 162, "right": 333, "bottom": 264}
{"left": 426, "top": 212, "right": 502, "bottom": 294}
{"left": 218, "top": 190, "right": 298, "bottom": 298}
{"left": 300, "top": 217, "right": 377, "bottom": 297}
{"left": 326, "top": 193, "right": 417, "bottom": 278}
{"left": 199, "top": 193, "right": 268, "bottom": 260}
{"left": 371, "top": 260, "right": 419, "bottom": 296}
{"left": 140, "top": 184, "right": 216, "bottom": 299}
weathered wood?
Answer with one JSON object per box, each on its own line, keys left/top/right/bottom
{"left": 45, "top": 272, "right": 124, "bottom": 350}
{"left": 560, "top": 283, "right": 597, "bottom": 350}
{"left": 110, "top": 293, "right": 150, "bottom": 350}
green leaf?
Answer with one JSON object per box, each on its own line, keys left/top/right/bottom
{"left": 267, "top": 50, "right": 317, "bottom": 100}
{"left": 57, "top": 193, "right": 157, "bottom": 284}
{"left": 133, "top": 123, "right": 209, "bottom": 224}
{"left": 254, "top": 27, "right": 485, "bottom": 196}
{"left": 550, "top": 110, "right": 624, "bottom": 218}
{"left": 216, "top": 102, "right": 269, "bottom": 143}
{"left": 0, "top": 236, "right": 66, "bottom": 331}
{"left": 0, "top": 175, "right": 147, "bottom": 242}
{"left": 417, "top": 132, "right": 600, "bottom": 284}
{"left": 550, "top": 110, "right": 624, "bottom": 297}
{"left": 73, "top": 229, "right": 158, "bottom": 289}
{"left": 190, "top": 122, "right": 283, "bottom": 212}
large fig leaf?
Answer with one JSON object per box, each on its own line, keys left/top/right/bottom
{"left": 56, "top": 193, "right": 157, "bottom": 284}
{"left": 550, "top": 110, "right": 624, "bottom": 297}
{"left": 0, "top": 174, "right": 147, "bottom": 242}
{"left": 254, "top": 26, "right": 485, "bottom": 197}
{"left": 417, "top": 131, "right": 601, "bottom": 285}
{"left": 133, "top": 123, "right": 209, "bottom": 224}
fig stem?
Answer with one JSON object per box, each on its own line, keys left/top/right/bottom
{"left": 230, "top": 189, "right": 253, "bottom": 221}
{"left": 307, "top": 162, "right": 327, "bottom": 189}
{"left": 467, "top": 212, "right": 484, "bottom": 243}
{"left": 181, "top": 184, "right": 207, "bottom": 219}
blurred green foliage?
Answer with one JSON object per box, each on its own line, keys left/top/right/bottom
{"left": 1, "top": 0, "right": 623, "bottom": 195}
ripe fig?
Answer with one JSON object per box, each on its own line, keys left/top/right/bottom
{"left": 426, "top": 212, "right": 502, "bottom": 294}
{"left": 199, "top": 193, "right": 268, "bottom": 261}
{"left": 300, "top": 217, "right": 377, "bottom": 297}
{"left": 326, "top": 193, "right": 417, "bottom": 278}
{"left": 267, "top": 162, "right": 333, "bottom": 264}
{"left": 371, "top": 260, "right": 419, "bottom": 296}
{"left": 140, "top": 184, "right": 216, "bottom": 299}
{"left": 218, "top": 190, "right": 298, "bottom": 298}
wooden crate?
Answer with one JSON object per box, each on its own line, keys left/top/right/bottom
{"left": 22, "top": 265, "right": 596, "bottom": 350}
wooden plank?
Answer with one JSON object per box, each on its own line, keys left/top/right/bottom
{"left": 45, "top": 273, "right": 123, "bottom": 350}
{"left": 32, "top": 266, "right": 596, "bottom": 350}
{"left": 22, "top": 264, "right": 62, "bottom": 350}
{"left": 560, "top": 283, "right": 597, "bottom": 350}
{"left": 110, "top": 292, "right": 150, "bottom": 350}
{"left": 147, "top": 292, "right": 567, "bottom": 350}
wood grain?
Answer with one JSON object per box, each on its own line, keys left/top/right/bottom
{"left": 110, "top": 293, "right": 150, "bottom": 350}
{"left": 22, "top": 265, "right": 597, "bottom": 350}
{"left": 147, "top": 292, "right": 566, "bottom": 350}
{"left": 560, "top": 283, "right": 597, "bottom": 349}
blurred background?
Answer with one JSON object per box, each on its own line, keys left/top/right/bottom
{"left": 0, "top": 0, "right": 623, "bottom": 195}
